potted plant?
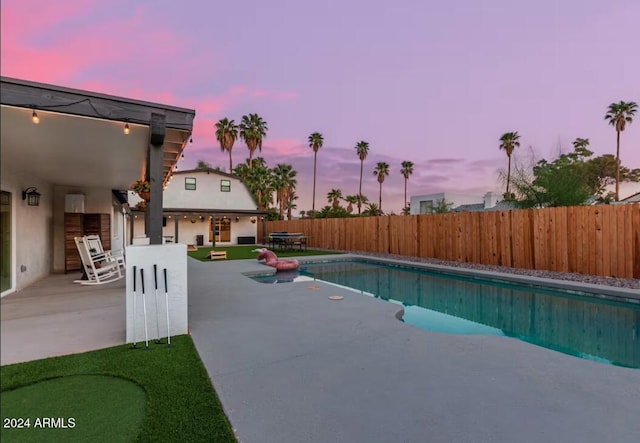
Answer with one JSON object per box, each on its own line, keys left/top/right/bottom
{"left": 131, "top": 180, "right": 151, "bottom": 201}
{"left": 135, "top": 201, "right": 147, "bottom": 212}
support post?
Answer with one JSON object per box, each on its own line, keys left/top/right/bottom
{"left": 212, "top": 217, "right": 216, "bottom": 247}
{"left": 145, "top": 113, "right": 166, "bottom": 245}
{"left": 174, "top": 217, "right": 179, "bottom": 243}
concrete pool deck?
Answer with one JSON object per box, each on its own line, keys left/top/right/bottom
{"left": 189, "top": 254, "right": 640, "bottom": 443}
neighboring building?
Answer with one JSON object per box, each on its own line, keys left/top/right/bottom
{"left": 1, "top": 76, "right": 194, "bottom": 295}
{"left": 620, "top": 192, "right": 640, "bottom": 203}
{"left": 131, "top": 168, "right": 264, "bottom": 246}
{"left": 410, "top": 192, "right": 508, "bottom": 214}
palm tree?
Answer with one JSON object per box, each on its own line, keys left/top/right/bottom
{"left": 286, "top": 191, "right": 298, "bottom": 220}
{"left": 373, "top": 162, "right": 390, "bottom": 210}
{"left": 499, "top": 132, "right": 521, "bottom": 198}
{"left": 572, "top": 137, "right": 590, "bottom": 151}
{"left": 362, "top": 202, "right": 383, "bottom": 216}
{"left": 327, "top": 189, "right": 343, "bottom": 209}
{"left": 344, "top": 195, "right": 358, "bottom": 213}
{"left": 272, "top": 163, "right": 297, "bottom": 220}
{"left": 236, "top": 157, "right": 274, "bottom": 210}
{"left": 355, "top": 141, "right": 370, "bottom": 214}
{"left": 215, "top": 118, "right": 239, "bottom": 173}
{"left": 605, "top": 101, "right": 637, "bottom": 201}
{"left": 400, "top": 160, "right": 414, "bottom": 213}
{"left": 308, "top": 132, "right": 324, "bottom": 212}
{"left": 239, "top": 113, "right": 268, "bottom": 169}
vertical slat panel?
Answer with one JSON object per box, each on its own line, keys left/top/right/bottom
{"left": 571, "top": 206, "right": 580, "bottom": 273}
{"left": 633, "top": 204, "right": 640, "bottom": 279}
{"left": 607, "top": 205, "right": 617, "bottom": 277}
{"left": 547, "top": 208, "right": 557, "bottom": 271}
{"left": 594, "top": 207, "right": 603, "bottom": 276}
{"left": 624, "top": 204, "right": 633, "bottom": 277}
{"left": 557, "top": 206, "right": 568, "bottom": 272}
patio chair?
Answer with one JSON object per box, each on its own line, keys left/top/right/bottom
{"left": 74, "top": 236, "right": 125, "bottom": 285}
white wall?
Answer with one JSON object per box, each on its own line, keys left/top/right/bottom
{"left": 133, "top": 215, "right": 257, "bottom": 246}
{"left": 125, "top": 244, "right": 188, "bottom": 343}
{"left": 52, "top": 186, "right": 115, "bottom": 272}
{"left": 0, "top": 167, "right": 53, "bottom": 294}
{"left": 163, "top": 170, "right": 258, "bottom": 210}
{"left": 410, "top": 192, "right": 483, "bottom": 214}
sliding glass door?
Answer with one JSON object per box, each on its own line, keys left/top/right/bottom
{"left": 1, "top": 191, "right": 11, "bottom": 293}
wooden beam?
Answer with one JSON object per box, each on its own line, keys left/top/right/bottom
{"left": 146, "top": 113, "right": 165, "bottom": 245}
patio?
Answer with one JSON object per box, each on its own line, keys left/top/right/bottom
{"left": 188, "top": 255, "right": 640, "bottom": 443}
{"left": 1, "top": 273, "right": 125, "bottom": 366}
{"left": 2, "top": 255, "right": 639, "bottom": 442}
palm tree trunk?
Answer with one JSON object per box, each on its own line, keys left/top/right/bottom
{"left": 404, "top": 178, "right": 407, "bottom": 213}
{"left": 358, "top": 160, "right": 364, "bottom": 214}
{"left": 229, "top": 150, "right": 233, "bottom": 174}
{"left": 312, "top": 151, "right": 317, "bottom": 212}
{"left": 378, "top": 181, "right": 382, "bottom": 210}
{"left": 506, "top": 154, "right": 512, "bottom": 195}
{"left": 615, "top": 129, "right": 621, "bottom": 201}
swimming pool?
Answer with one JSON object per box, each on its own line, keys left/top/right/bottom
{"left": 252, "top": 259, "right": 639, "bottom": 368}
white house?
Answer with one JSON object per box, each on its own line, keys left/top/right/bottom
{"left": 131, "top": 168, "right": 264, "bottom": 246}
{"left": 410, "top": 192, "right": 504, "bottom": 214}
{"left": 1, "top": 76, "right": 194, "bottom": 296}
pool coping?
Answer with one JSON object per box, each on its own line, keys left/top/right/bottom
{"left": 289, "top": 254, "right": 640, "bottom": 304}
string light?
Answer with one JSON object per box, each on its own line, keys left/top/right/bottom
{"left": 190, "top": 137, "right": 193, "bottom": 143}
{"left": 123, "top": 123, "right": 130, "bottom": 135}
{"left": 181, "top": 153, "right": 185, "bottom": 158}
{"left": 31, "top": 110, "right": 40, "bottom": 124}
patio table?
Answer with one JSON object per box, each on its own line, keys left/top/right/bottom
{"left": 268, "top": 233, "right": 309, "bottom": 251}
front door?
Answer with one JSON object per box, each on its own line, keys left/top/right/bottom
{"left": 209, "top": 218, "right": 231, "bottom": 243}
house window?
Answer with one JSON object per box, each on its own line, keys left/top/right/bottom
{"left": 220, "top": 180, "right": 231, "bottom": 192}
{"left": 420, "top": 200, "right": 434, "bottom": 214}
{"left": 185, "top": 177, "right": 196, "bottom": 190}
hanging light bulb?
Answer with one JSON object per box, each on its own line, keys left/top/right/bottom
{"left": 181, "top": 153, "right": 185, "bottom": 159}
{"left": 32, "top": 110, "right": 40, "bottom": 124}
{"left": 189, "top": 137, "right": 193, "bottom": 143}
{"left": 123, "top": 123, "right": 130, "bottom": 135}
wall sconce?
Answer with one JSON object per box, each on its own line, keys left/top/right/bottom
{"left": 250, "top": 216, "right": 257, "bottom": 224}
{"left": 31, "top": 110, "right": 40, "bottom": 124}
{"left": 123, "top": 123, "right": 130, "bottom": 135}
{"left": 22, "top": 187, "right": 41, "bottom": 206}
{"left": 235, "top": 216, "right": 240, "bottom": 222}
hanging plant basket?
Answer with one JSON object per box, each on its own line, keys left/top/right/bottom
{"left": 131, "top": 180, "right": 151, "bottom": 201}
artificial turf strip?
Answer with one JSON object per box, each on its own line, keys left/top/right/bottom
{"left": 0, "top": 335, "right": 237, "bottom": 443}
{"left": 188, "top": 244, "right": 343, "bottom": 261}
{"left": 1, "top": 375, "right": 146, "bottom": 443}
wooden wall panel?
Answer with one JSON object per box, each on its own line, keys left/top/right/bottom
{"left": 264, "top": 204, "right": 639, "bottom": 278}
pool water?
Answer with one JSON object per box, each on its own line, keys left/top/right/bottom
{"left": 252, "top": 260, "right": 640, "bottom": 368}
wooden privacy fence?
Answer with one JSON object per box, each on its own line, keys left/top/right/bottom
{"left": 263, "top": 204, "right": 640, "bottom": 279}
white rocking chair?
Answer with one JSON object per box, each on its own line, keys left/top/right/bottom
{"left": 74, "top": 235, "right": 125, "bottom": 285}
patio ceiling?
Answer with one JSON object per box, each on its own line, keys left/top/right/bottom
{"left": 0, "top": 77, "right": 194, "bottom": 190}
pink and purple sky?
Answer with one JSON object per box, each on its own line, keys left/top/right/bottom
{"left": 2, "top": 0, "right": 638, "bottom": 212}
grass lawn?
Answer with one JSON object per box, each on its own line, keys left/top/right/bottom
{"left": 1, "top": 335, "right": 236, "bottom": 443}
{"left": 188, "top": 245, "right": 343, "bottom": 261}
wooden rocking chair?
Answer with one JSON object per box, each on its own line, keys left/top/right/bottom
{"left": 74, "top": 235, "right": 125, "bottom": 285}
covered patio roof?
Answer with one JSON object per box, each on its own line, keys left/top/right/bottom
{"left": 1, "top": 77, "right": 195, "bottom": 189}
